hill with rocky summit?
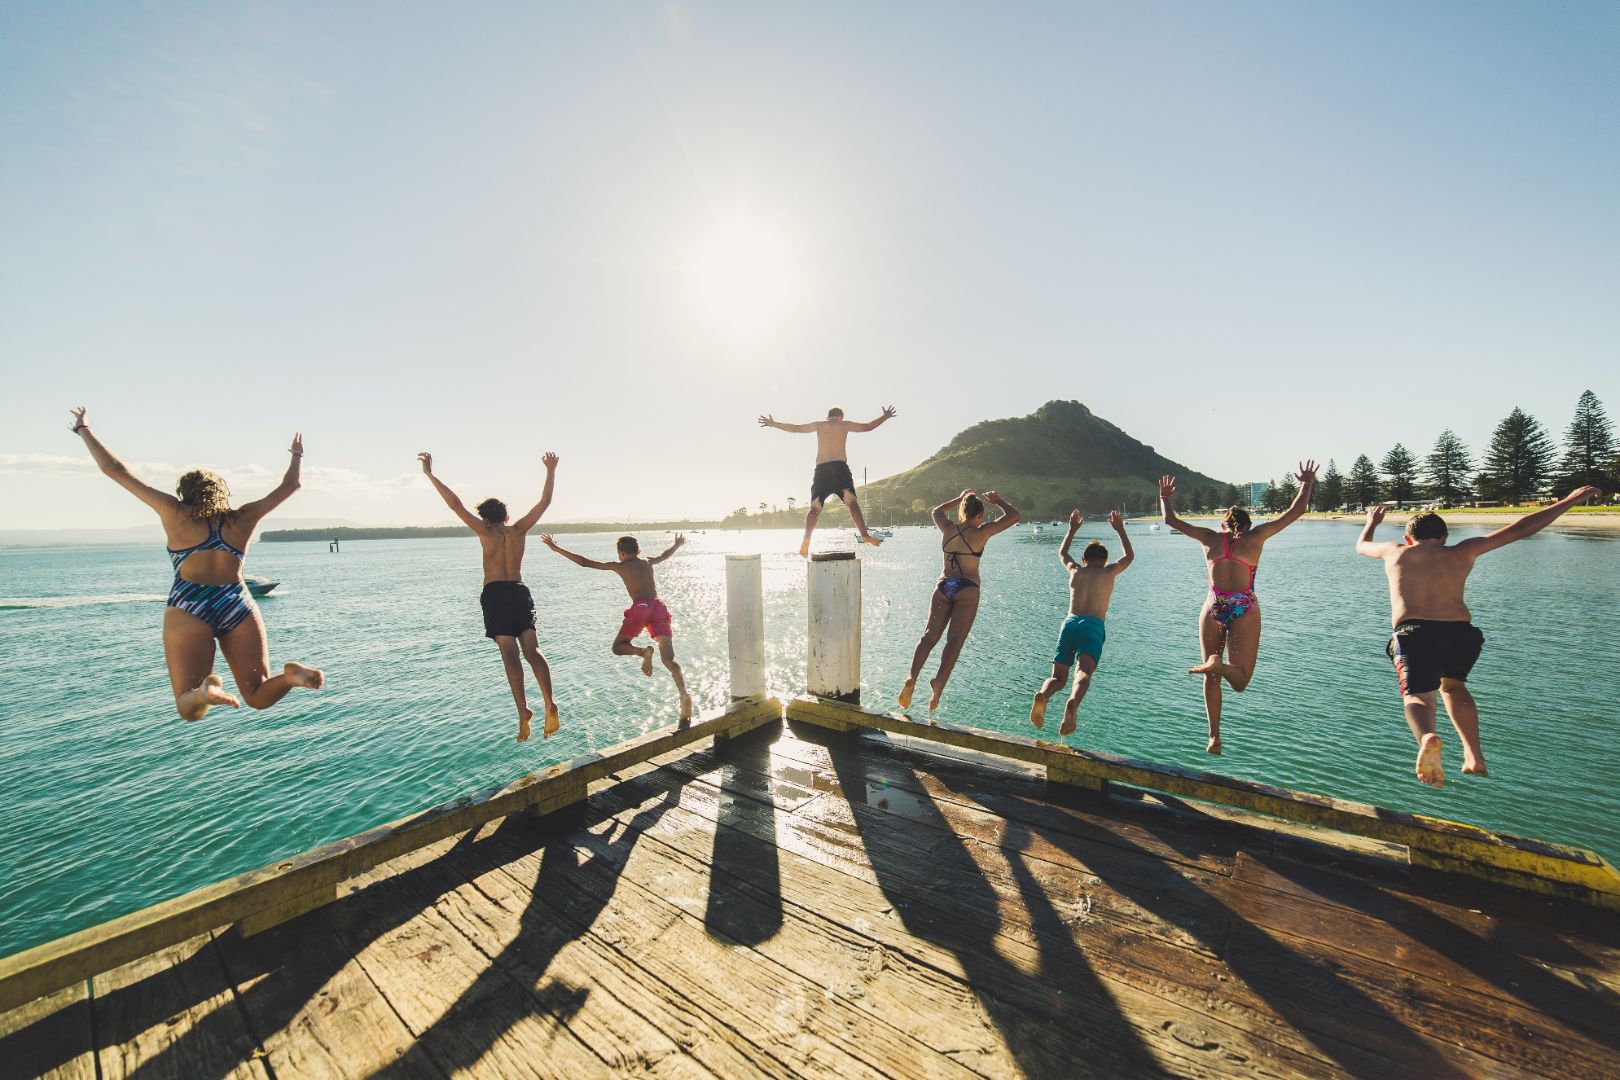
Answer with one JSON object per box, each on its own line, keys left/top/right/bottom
{"left": 862, "top": 400, "right": 1233, "bottom": 520}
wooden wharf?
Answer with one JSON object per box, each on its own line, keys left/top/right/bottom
{"left": 4, "top": 554, "right": 1619, "bottom": 1078}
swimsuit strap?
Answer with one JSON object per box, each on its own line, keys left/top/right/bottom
{"left": 1215, "top": 533, "right": 1257, "bottom": 587}
{"left": 168, "top": 517, "right": 247, "bottom": 569}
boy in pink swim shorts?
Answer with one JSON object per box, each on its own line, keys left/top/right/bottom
{"left": 541, "top": 532, "right": 693, "bottom": 723}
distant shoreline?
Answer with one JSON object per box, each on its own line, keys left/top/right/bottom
{"left": 1126, "top": 508, "right": 1620, "bottom": 532}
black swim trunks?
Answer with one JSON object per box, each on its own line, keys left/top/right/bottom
{"left": 810, "top": 460, "right": 856, "bottom": 506}
{"left": 480, "top": 580, "right": 536, "bottom": 639}
{"left": 1386, "top": 619, "right": 1484, "bottom": 695}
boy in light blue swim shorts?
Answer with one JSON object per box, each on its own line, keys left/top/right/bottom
{"left": 1031, "top": 509, "right": 1134, "bottom": 736}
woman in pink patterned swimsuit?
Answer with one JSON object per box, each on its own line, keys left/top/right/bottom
{"left": 1159, "top": 463, "right": 1315, "bottom": 755}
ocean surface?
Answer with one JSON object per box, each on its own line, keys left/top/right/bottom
{"left": 2, "top": 522, "right": 1618, "bottom": 956}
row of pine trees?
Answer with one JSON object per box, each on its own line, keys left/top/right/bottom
{"left": 1241, "top": 390, "right": 1615, "bottom": 513}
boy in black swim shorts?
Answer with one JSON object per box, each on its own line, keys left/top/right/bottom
{"left": 759, "top": 404, "right": 897, "bottom": 557}
{"left": 1356, "top": 488, "right": 1599, "bottom": 787}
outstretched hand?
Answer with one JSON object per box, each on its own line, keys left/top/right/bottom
{"left": 289, "top": 433, "right": 304, "bottom": 457}
{"left": 542, "top": 451, "right": 559, "bottom": 470}
{"left": 880, "top": 404, "right": 898, "bottom": 421}
{"left": 757, "top": 414, "right": 775, "bottom": 428}
{"left": 1570, "top": 485, "right": 1602, "bottom": 503}
{"left": 68, "top": 405, "right": 88, "bottom": 434}
{"left": 1109, "top": 509, "right": 1125, "bottom": 530}
{"left": 539, "top": 533, "right": 558, "bottom": 549}
{"left": 1159, "top": 475, "right": 1177, "bottom": 500}
{"left": 1068, "top": 509, "right": 1082, "bottom": 528}
{"left": 417, "top": 452, "right": 433, "bottom": 475}
{"left": 1294, "top": 459, "right": 1319, "bottom": 484}
{"left": 673, "top": 533, "right": 687, "bottom": 546}
{"left": 1366, "top": 504, "right": 1387, "bottom": 527}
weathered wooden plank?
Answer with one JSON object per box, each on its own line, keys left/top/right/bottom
{"left": 0, "top": 980, "right": 95, "bottom": 1080}
{"left": 92, "top": 934, "right": 268, "bottom": 1080}
{"left": 786, "top": 696, "right": 1620, "bottom": 905}
{"left": 211, "top": 921, "right": 443, "bottom": 1079}
{"left": 0, "top": 696, "right": 780, "bottom": 1015}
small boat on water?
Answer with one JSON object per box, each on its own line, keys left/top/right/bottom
{"left": 245, "top": 576, "right": 279, "bottom": 598}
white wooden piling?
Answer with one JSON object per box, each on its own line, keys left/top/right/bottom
{"left": 725, "top": 554, "right": 766, "bottom": 701}
{"left": 807, "top": 551, "right": 861, "bottom": 703}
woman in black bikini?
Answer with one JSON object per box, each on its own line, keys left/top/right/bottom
{"left": 899, "top": 489, "right": 1021, "bottom": 712}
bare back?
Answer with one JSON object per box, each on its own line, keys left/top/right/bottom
{"left": 812, "top": 420, "right": 855, "bottom": 463}
{"left": 611, "top": 558, "right": 659, "bottom": 602}
{"left": 1380, "top": 541, "right": 1477, "bottom": 624}
{"left": 1199, "top": 529, "right": 1267, "bottom": 593}
{"left": 940, "top": 520, "right": 994, "bottom": 583}
{"left": 1067, "top": 563, "right": 1122, "bottom": 620}
{"left": 477, "top": 526, "right": 530, "bottom": 584}
{"left": 163, "top": 509, "right": 254, "bottom": 586}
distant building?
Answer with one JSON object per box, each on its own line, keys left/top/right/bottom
{"left": 1246, "top": 482, "right": 1268, "bottom": 508}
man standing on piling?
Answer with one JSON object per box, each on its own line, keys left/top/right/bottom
{"left": 758, "top": 404, "right": 897, "bottom": 556}
{"left": 1356, "top": 486, "right": 1600, "bottom": 787}
{"left": 419, "top": 450, "right": 560, "bottom": 742}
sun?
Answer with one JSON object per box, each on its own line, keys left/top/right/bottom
{"left": 686, "top": 214, "right": 802, "bottom": 342}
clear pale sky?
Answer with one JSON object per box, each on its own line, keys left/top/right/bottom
{"left": 2, "top": 2, "right": 1616, "bottom": 530}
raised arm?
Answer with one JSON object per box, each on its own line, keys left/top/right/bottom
{"left": 758, "top": 414, "right": 817, "bottom": 434}
{"left": 849, "top": 404, "right": 898, "bottom": 433}
{"left": 932, "top": 490, "right": 969, "bottom": 530}
{"left": 539, "top": 534, "right": 614, "bottom": 570}
{"left": 417, "top": 452, "right": 486, "bottom": 532}
{"left": 979, "top": 490, "right": 1021, "bottom": 537}
{"left": 1459, "top": 485, "right": 1602, "bottom": 556}
{"left": 1059, "top": 509, "right": 1081, "bottom": 569}
{"left": 1108, "top": 510, "right": 1135, "bottom": 572}
{"left": 512, "top": 452, "right": 559, "bottom": 532}
{"left": 1355, "top": 504, "right": 1400, "bottom": 558}
{"left": 1159, "top": 475, "right": 1215, "bottom": 541}
{"left": 235, "top": 434, "right": 305, "bottom": 528}
{"left": 648, "top": 533, "right": 686, "bottom": 564}
{"left": 1251, "top": 460, "right": 1317, "bottom": 540}
{"left": 67, "top": 406, "right": 179, "bottom": 515}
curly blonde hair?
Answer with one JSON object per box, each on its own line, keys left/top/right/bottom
{"left": 176, "top": 469, "right": 233, "bottom": 520}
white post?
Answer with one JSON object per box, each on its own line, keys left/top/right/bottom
{"left": 806, "top": 552, "right": 861, "bottom": 703}
{"left": 725, "top": 554, "right": 765, "bottom": 701}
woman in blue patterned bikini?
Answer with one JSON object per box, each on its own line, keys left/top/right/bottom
{"left": 899, "top": 489, "right": 1021, "bottom": 713}
{"left": 1159, "top": 464, "right": 1314, "bottom": 755}
{"left": 70, "top": 407, "right": 324, "bottom": 721}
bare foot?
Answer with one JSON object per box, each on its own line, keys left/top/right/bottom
{"left": 1461, "top": 756, "right": 1488, "bottom": 777}
{"left": 1188, "top": 655, "right": 1225, "bottom": 676}
{"left": 799, "top": 538, "right": 811, "bottom": 558}
{"left": 517, "top": 707, "right": 533, "bottom": 743}
{"left": 679, "top": 692, "right": 693, "bottom": 723}
{"left": 898, "top": 678, "right": 916, "bottom": 710}
{"left": 861, "top": 533, "right": 883, "bottom": 547}
{"left": 640, "top": 647, "right": 654, "bottom": 678}
{"left": 1029, "top": 694, "right": 1047, "bottom": 729}
{"left": 1059, "top": 698, "right": 1080, "bottom": 736}
{"left": 1416, "top": 732, "right": 1444, "bottom": 787}
{"left": 543, "top": 702, "right": 560, "bottom": 739}
{"left": 181, "top": 673, "right": 240, "bottom": 719}
{"left": 1206, "top": 736, "right": 1222, "bottom": 755}
{"left": 928, "top": 677, "right": 944, "bottom": 712}
{"left": 284, "top": 662, "right": 324, "bottom": 690}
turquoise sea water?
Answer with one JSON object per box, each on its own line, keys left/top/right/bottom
{"left": 2, "top": 523, "right": 1618, "bottom": 956}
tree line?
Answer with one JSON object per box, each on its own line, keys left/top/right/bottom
{"left": 1254, "top": 390, "right": 1615, "bottom": 512}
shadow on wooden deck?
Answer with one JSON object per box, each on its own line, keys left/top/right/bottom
{"left": 6, "top": 718, "right": 1620, "bottom": 1078}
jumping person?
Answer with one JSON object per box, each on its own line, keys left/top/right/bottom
{"left": 68, "top": 406, "right": 323, "bottom": 721}
{"left": 541, "top": 533, "right": 693, "bottom": 723}
{"left": 900, "top": 489, "right": 1021, "bottom": 713}
{"left": 419, "top": 450, "right": 559, "bottom": 742}
{"left": 1031, "top": 509, "right": 1134, "bottom": 736}
{"left": 1356, "top": 488, "right": 1600, "bottom": 787}
{"left": 758, "top": 405, "right": 897, "bottom": 556}
{"left": 1161, "top": 463, "right": 1316, "bottom": 754}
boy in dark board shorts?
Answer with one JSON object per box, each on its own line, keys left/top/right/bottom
{"left": 542, "top": 532, "right": 693, "bottom": 723}
{"left": 759, "top": 404, "right": 897, "bottom": 556}
{"left": 1030, "top": 510, "right": 1134, "bottom": 736}
{"left": 420, "top": 451, "right": 560, "bottom": 742}
{"left": 1356, "top": 486, "right": 1599, "bottom": 787}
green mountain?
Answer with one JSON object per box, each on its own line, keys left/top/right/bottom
{"left": 862, "top": 400, "right": 1232, "bottom": 520}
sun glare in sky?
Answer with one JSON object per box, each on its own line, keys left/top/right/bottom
{"left": 685, "top": 213, "right": 803, "bottom": 342}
